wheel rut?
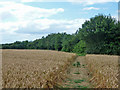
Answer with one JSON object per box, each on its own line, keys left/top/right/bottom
{"left": 60, "top": 56, "right": 93, "bottom": 88}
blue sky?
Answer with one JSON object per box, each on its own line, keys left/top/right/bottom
{"left": 0, "top": 0, "right": 118, "bottom": 44}
{"left": 25, "top": 2, "right": 118, "bottom": 19}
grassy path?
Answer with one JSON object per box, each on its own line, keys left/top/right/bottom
{"left": 59, "top": 56, "right": 93, "bottom": 88}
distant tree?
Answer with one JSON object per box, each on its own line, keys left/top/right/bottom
{"left": 73, "top": 40, "right": 86, "bottom": 54}
{"left": 2, "top": 14, "right": 119, "bottom": 55}
{"left": 78, "top": 14, "right": 119, "bottom": 55}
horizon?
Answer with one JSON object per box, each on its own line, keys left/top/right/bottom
{"left": 0, "top": 0, "right": 118, "bottom": 44}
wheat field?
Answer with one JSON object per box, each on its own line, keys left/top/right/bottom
{"left": 86, "top": 54, "right": 119, "bottom": 88}
{"left": 2, "top": 50, "right": 119, "bottom": 88}
{"left": 2, "top": 49, "right": 76, "bottom": 88}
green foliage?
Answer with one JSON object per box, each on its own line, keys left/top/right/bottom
{"left": 76, "top": 85, "right": 88, "bottom": 88}
{"left": 74, "top": 79, "right": 84, "bottom": 83}
{"left": 76, "top": 61, "right": 80, "bottom": 67}
{"left": 77, "top": 53, "right": 86, "bottom": 56}
{"left": 73, "top": 61, "right": 81, "bottom": 67}
{"left": 73, "top": 63, "right": 76, "bottom": 66}
{"left": 78, "top": 14, "right": 120, "bottom": 55}
{"left": 74, "top": 72, "right": 80, "bottom": 74}
{"left": 2, "top": 14, "right": 119, "bottom": 55}
{"left": 0, "top": 44, "right": 2, "bottom": 49}
{"left": 73, "top": 40, "right": 86, "bottom": 54}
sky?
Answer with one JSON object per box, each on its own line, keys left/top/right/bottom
{"left": 0, "top": 0, "right": 119, "bottom": 44}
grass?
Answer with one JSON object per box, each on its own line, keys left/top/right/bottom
{"left": 66, "top": 78, "right": 73, "bottom": 84}
{"left": 73, "top": 62, "right": 86, "bottom": 68}
{"left": 74, "top": 72, "right": 80, "bottom": 74}
{"left": 82, "top": 64, "right": 85, "bottom": 66}
{"left": 73, "top": 84, "right": 88, "bottom": 88}
{"left": 82, "top": 64, "right": 86, "bottom": 68}
{"left": 73, "top": 63, "right": 76, "bottom": 66}
{"left": 74, "top": 79, "right": 84, "bottom": 83}
{"left": 73, "top": 61, "right": 81, "bottom": 67}
{"left": 76, "top": 85, "right": 88, "bottom": 88}
{"left": 77, "top": 53, "right": 86, "bottom": 56}
{"left": 61, "top": 78, "right": 88, "bottom": 89}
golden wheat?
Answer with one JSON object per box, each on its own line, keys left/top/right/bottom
{"left": 86, "top": 54, "right": 119, "bottom": 88}
{"left": 2, "top": 49, "right": 76, "bottom": 88}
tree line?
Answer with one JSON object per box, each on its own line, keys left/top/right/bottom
{"left": 1, "top": 14, "right": 120, "bottom": 55}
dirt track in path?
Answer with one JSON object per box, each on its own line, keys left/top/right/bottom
{"left": 60, "top": 56, "right": 93, "bottom": 88}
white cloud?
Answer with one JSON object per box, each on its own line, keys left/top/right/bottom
{"left": 83, "top": 7, "right": 100, "bottom": 10}
{"left": 0, "top": 18, "right": 86, "bottom": 34}
{"left": 0, "top": 1, "right": 86, "bottom": 44}
{"left": 0, "top": 2, "right": 64, "bottom": 22}
{"left": 15, "top": 18, "right": 86, "bottom": 34}
{"left": 0, "top": 18, "right": 86, "bottom": 44}
{"left": 0, "top": 32, "right": 47, "bottom": 44}
{"left": 112, "top": 15, "right": 118, "bottom": 21}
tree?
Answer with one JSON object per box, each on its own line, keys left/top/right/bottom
{"left": 78, "top": 14, "right": 119, "bottom": 55}
{"left": 73, "top": 40, "right": 86, "bottom": 54}
{"left": 2, "top": 14, "right": 119, "bottom": 55}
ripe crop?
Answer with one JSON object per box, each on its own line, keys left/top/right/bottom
{"left": 2, "top": 49, "right": 76, "bottom": 88}
{"left": 86, "top": 54, "right": 119, "bottom": 88}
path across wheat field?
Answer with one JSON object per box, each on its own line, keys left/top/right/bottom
{"left": 59, "top": 56, "right": 93, "bottom": 88}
